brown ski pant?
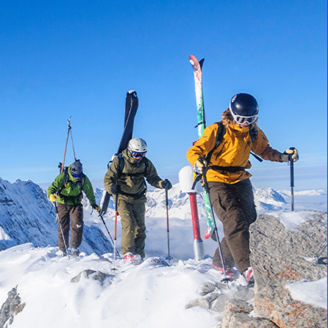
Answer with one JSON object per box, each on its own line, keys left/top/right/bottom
{"left": 57, "top": 203, "right": 83, "bottom": 252}
{"left": 117, "top": 198, "right": 146, "bottom": 258}
{"left": 208, "top": 179, "right": 257, "bottom": 273}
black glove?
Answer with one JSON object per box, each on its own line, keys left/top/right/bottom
{"left": 161, "top": 179, "right": 172, "bottom": 190}
{"left": 111, "top": 184, "right": 120, "bottom": 194}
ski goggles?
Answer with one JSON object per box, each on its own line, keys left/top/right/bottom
{"left": 131, "top": 151, "right": 147, "bottom": 159}
{"left": 229, "top": 108, "right": 258, "bottom": 126}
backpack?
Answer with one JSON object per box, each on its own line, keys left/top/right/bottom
{"left": 206, "top": 121, "right": 262, "bottom": 164}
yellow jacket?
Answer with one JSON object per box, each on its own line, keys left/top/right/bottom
{"left": 186, "top": 113, "right": 282, "bottom": 184}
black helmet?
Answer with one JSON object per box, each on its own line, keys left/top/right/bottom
{"left": 229, "top": 93, "right": 259, "bottom": 125}
{"left": 70, "top": 160, "right": 83, "bottom": 179}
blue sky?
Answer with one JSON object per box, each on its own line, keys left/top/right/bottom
{"left": 0, "top": 0, "right": 326, "bottom": 190}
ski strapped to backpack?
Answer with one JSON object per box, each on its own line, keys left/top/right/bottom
{"left": 205, "top": 121, "right": 263, "bottom": 170}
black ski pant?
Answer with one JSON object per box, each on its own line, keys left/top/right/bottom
{"left": 208, "top": 179, "right": 257, "bottom": 273}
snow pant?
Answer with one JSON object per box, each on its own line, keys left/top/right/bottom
{"left": 118, "top": 198, "right": 146, "bottom": 258}
{"left": 57, "top": 203, "right": 83, "bottom": 252}
{"left": 208, "top": 179, "right": 257, "bottom": 273}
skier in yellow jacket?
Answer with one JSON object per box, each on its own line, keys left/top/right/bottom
{"left": 187, "top": 93, "right": 298, "bottom": 286}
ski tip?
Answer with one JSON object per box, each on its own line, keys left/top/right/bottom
{"left": 127, "top": 90, "right": 137, "bottom": 97}
{"left": 189, "top": 55, "right": 197, "bottom": 65}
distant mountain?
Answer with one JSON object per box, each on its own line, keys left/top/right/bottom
{"left": 0, "top": 178, "right": 326, "bottom": 255}
{"left": 0, "top": 178, "right": 111, "bottom": 255}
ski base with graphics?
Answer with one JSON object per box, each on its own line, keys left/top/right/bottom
{"left": 189, "top": 55, "right": 215, "bottom": 239}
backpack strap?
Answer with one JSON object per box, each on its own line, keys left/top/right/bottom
{"left": 249, "top": 124, "right": 258, "bottom": 143}
{"left": 205, "top": 121, "right": 225, "bottom": 163}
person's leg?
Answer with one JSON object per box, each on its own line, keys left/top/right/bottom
{"left": 209, "top": 181, "right": 250, "bottom": 273}
{"left": 133, "top": 201, "right": 146, "bottom": 258}
{"left": 57, "top": 203, "right": 70, "bottom": 253}
{"left": 118, "top": 199, "right": 137, "bottom": 255}
{"left": 70, "top": 204, "right": 84, "bottom": 250}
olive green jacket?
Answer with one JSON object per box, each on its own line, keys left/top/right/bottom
{"left": 104, "top": 149, "right": 165, "bottom": 202}
{"left": 48, "top": 165, "right": 96, "bottom": 206}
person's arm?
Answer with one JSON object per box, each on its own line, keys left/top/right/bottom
{"left": 47, "top": 173, "right": 65, "bottom": 199}
{"left": 82, "top": 175, "right": 97, "bottom": 207}
{"left": 186, "top": 124, "right": 218, "bottom": 167}
{"left": 145, "top": 160, "right": 163, "bottom": 188}
{"left": 251, "top": 128, "right": 283, "bottom": 162}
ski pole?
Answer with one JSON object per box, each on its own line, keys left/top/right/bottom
{"left": 289, "top": 147, "right": 295, "bottom": 211}
{"left": 54, "top": 202, "right": 69, "bottom": 258}
{"left": 165, "top": 187, "right": 171, "bottom": 260}
{"left": 201, "top": 167, "right": 227, "bottom": 278}
{"left": 99, "top": 213, "right": 120, "bottom": 258}
{"left": 114, "top": 194, "right": 118, "bottom": 261}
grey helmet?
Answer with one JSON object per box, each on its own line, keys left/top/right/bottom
{"left": 128, "top": 138, "right": 147, "bottom": 159}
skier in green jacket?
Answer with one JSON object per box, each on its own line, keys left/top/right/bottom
{"left": 48, "top": 160, "right": 100, "bottom": 256}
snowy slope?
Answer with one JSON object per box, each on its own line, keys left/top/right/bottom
{"left": 0, "top": 178, "right": 326, "bottom": 328}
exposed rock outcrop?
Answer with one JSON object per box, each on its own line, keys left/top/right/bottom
{"left": 0, "top": 287, "right": 25, "bottom": 328}
{"left": 250, "top": 212, "right": 327, "bottom": 328}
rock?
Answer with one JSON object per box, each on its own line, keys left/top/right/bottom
{"left": 71, "top": 269, "right": 115, "bottom": 285}
{"left": 199, "top": 281, "right": 218, "bottom": 296}
{"left": 219, "top": 299, "right": 279, "bottom": 328}
{"left": 0, "top": 286, "right": 25, "bottom": 328}
{"left": 249, "top": 212, "right": 327, "bottom": 328}
{"left": 185, "top": 298, "right": 210, "bottom": 310}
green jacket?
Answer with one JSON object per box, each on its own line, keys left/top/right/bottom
{"left": 104, "top": 149, "right": 165, "bottom": 202}
{"left": 48, "top": 165, "right": 96, "bottom": 206}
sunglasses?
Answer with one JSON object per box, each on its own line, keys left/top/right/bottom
{"left": 131, "top": 151, "right": 147, "bottom": 159}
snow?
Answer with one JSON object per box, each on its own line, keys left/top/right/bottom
{"left": 269, "top": 211, "right": 311, "bottom": 231}
{"left": 0, "top": 244, "right": 218, "bottom": 328}
{"left": 287, "top": 278, "right": 327, "bottom": 309}
{"left": 0, "top": 178, "right": 326, "bottom": 327}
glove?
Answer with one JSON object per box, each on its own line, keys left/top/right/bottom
{"left": 49, "top": 194, "right": 57, "bottom": 202}
{"left": 194, "top": 158, "right": 207, "bottom": 174}
{"left": 92, "top": 204, "right": 101, "bottom": 213}
{"left": 281, "top": 147, "right": 299, "bottom": 162}
{"left": 161, "top": 179, "right": 172, "bottom": 190}
{"left": 110, "top": 184, "right": 120, "bottom": 194}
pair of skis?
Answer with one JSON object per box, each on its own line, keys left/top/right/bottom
{"left": 189, "top": 55, "right": 216, "bottom": 240}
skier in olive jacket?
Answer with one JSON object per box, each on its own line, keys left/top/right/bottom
{"left": 187, "top": 93, "right": 299, "bottom": 286}
{"left": 48, "top": 160, "right": 100, "bottom": 256}
{"left": 104, "top": 138, "right": 172, "bottom": 263}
